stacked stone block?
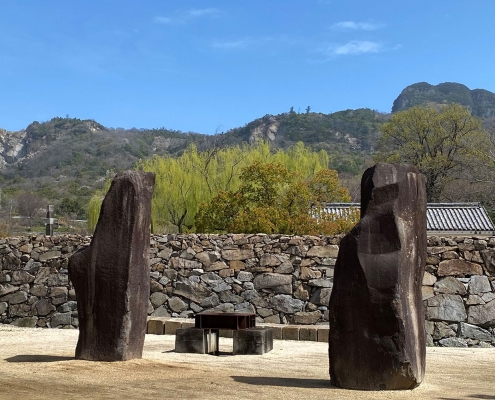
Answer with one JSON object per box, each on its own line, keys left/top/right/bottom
{"left": 1, "top": 233, "right": 495, "bottom": 347}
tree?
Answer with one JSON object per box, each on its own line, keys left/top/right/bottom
{"left": 134, "top": 141, "right": 330, "bottom": 233}
{"left": 195, "top": 161, "right": 357, "bottom": 235}
{"left": 16, "top": 192, "right": 46, "bottom": 227}
{"left": 57, "top": 197, "right": 86, "bottom": 219}
{"left": 375, "top": 104, "right": 491, "bottom": 201}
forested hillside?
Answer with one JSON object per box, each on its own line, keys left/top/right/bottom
{"left": 0, "top": 81, "right": 494, "bottom": 235}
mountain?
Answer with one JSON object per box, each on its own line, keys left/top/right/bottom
{"left": 1, "top": 81, "right": 495, "bottom": 219}
{"left": 392, "top": 82, "right": 495, "bottom": 118}
{"left": 0, "top": 109, "right": 385, "bottom": 202}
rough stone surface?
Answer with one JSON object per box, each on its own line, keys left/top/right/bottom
{"left": 269, "top": 295, "right": 304, "bottom": 314}
{"left": 175, "top": 281, "right": 212, "bottom": 304}
{"left": 422, "top": 271, "right": 437, "bottom": 286}
{"left": 467, "top": 300, "right": 495, "bottom": 327}
{"left": 2, "top": 229, "right": 495, "bottom": 350}
{"left": 253, "top": 273, "right": 292, "bottom": 294}
{"left": 437, "top": 260, "right": 483, "bottom": 276}
{"left": 469, "top": 275, "right": 491, "bottom": 295}
{"left": 310, "top": 288, "right": 332, "bottom": 306}
{"left": 306, "top": 245, "right": 339, "bottom": 258}
{"left": 458, "top": 322, "right": 493, "bottom": 341}
{"left": 68, "top": 171, "right": 155, "bottom": 361}
{"left": 434, "top": 277, "right": 467, "bottom": 295}
{"left": 329, "top": 163, "right": 427, "bottom": 390}
{"left": 438, "top": 337, "right": 468, "bottom": 347}
{"left": 292, "top": 311, "right": 321, "bottom": 325}
{"left": 426, "top": 294, "right": 467, "bottom": 322}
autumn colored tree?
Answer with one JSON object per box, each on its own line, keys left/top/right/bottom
{"left": 376, "top": 103, "right": 491, "bottom": 201}
{"left": 195, "top": 161, "right": 357, "bottom": 235}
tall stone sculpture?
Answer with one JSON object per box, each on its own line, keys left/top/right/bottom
{"left": 69, "top": 171, "right": 155, "bottom": 361}
{"left": 329, "top": 163, "right": 426, "bottom": 390}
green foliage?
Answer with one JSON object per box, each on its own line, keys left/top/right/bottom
{"left": 195, "top": 162, "right": 356, "bottom": 235}
{"left": 376, "top": 104, "right": 492, "bottom": 201}
{"left": 87, "top": 179, "right": 111, "bottom": 232}
{"left": 133, "top": 141, "right": 330, "bottom": 233}
{"left": 57, "top": 197, "right": 86, "bottom": 218}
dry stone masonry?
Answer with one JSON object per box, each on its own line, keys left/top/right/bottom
{"left": 1, "top": 233, "right": 495, "bottom": 348}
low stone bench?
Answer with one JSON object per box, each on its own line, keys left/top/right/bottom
{"left": 175, "top": 313, "right": 273, "bottom": 355}
{"left": 233, "top": 327, "right": 273, "bottom": 355}
{"left": 175, "top": 328, "right": 219, "bottom": 354}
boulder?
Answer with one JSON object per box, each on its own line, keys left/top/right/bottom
{"left": 310, "top": 287, "right": 332, "bottom": 306}
{"left": 260, "top": 254, "right": 282, "bottom": 267}
{"left": 221, "top": 249, "right": 255, "bottom": 261}
{"left": 467, "top": 300, "right": 495, "bottom": 327}
{"left": 0, "top": 290, "right": 27, "bottom": 304}
{"left": 437, "top": 259, "right": 483, "bottom": 276}
{"left": 458, "top": 322, "right": 493, "bottom": 341}
{"left": 438, "top": 337, "right": 468, "bottom": 347}
{"left": 426, "top": 294, "right": 467, "bottom": 322}
{"left": 307, "top": 245, "right": 339, "bottom": 258}
{"left": 432, "top": 321, "right": 456, "bottom": 340}
{"left": 468, "top": 275, "right": 491, "bottom": 295}
{"left": 293, "top": 311, "right": 321, "bottom": 324}
{"left": 329, "top": 163, "right": 427, "bottom": 390}
{"left": 175, "top": 281, "right": 212, "bottom": 304}
{"left": 480, "top": 249, "right": 495, "bottom": 274}
{"left": 11, "top": 271, "right": 35, "bottom": 285}
{"left": 150, "top": 292, "right": 168, "bottom": 308}
{"left": 34, "top": 299, "right": 56, "bottom": 316}
{"left": 253, "top": 273, "right": 292, "bottom": 294}
{"left": 433, "top": 277, "right": 467, "bottom": 295}
{"left": 68, "top": 171, "right": 154, "bottom": 361}
{"left": 168, "top": 296, "right": 188, "bottom": 313}
{"left": 269, "top": 294, "right": 304, "bottom": 314}
{"left": 51, "top": 312, "right": 71, "bottom": 327}
{"left": 422, "top": 271, "right": 437, "bottom": 286}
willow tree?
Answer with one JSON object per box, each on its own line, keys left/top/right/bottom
{"left": 87, "top": 179, "right": 112, "bottom": 232}
{"left": 138, "top": 141, "right": 330, "bottom": 233}
{"left": 88, "top": 141, "right": 332, "bottom": 233}
{"left": 375, "top": 104, "right": 491, "bottom": 201}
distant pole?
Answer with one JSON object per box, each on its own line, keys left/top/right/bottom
{"left": 46, "top": 205, "right": 54, "bottom": 236}
{"left": 8, "top": 199, "right": 13, "bottom": 236}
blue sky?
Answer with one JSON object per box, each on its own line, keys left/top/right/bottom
{"left": 1, "top": 1, "right": 494, "bottom": 134}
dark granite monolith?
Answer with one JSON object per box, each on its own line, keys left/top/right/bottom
{"left": 329, "top": 163, "right": 427, "bottom": 390}
{"left": 69, "top": 171, "right": 155, "bottom": 361}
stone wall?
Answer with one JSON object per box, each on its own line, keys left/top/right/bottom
{"left": 1, "top": 233, "right": 495, "bottom": 347}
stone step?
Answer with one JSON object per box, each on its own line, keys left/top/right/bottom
{"left": 146, "top": 317, "right": 329, "bottom": 343}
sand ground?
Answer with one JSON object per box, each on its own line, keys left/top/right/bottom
{"left": 0, "top": 324, "right": 494, "bottom": 400}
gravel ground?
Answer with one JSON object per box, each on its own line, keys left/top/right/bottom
{"left": 0, "top": 324, "right": 494, "bottom": 400}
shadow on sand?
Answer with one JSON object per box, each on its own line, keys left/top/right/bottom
{"left": 232, "top": 376, "right": 334, "bottom": 389}
{"left": 5, "top": 355, "right": 74, "bottom": 363}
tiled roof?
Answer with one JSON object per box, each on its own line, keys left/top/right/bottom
{"left": 324, "top": 202, "right": 495, "bottom": 234}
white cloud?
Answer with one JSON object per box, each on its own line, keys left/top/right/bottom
{"left": 332, "top": 21, "right": 384, "bottom": 31}
{"left": 154, "top": 16, "right": 174, "bottom": 25}
{"left": 154, "top": 8, "right": 220, "bottom": 25}
{"left": 211, "top": 40, "right": 248, "bottom": 49}
{"left": 187, "top": 8, "right": 220, "bottom": 17}
{"left": 333, "top": 40, "right": 382, "bottom": 55}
